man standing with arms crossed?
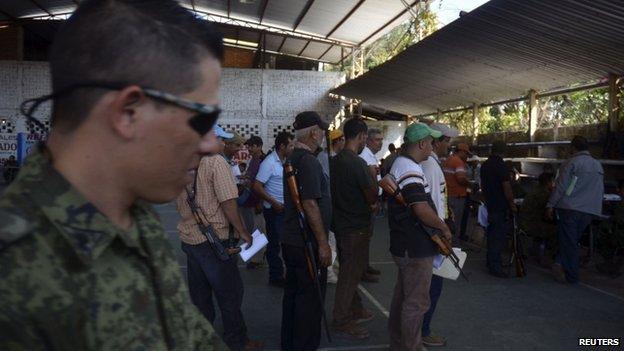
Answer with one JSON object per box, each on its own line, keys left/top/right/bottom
{"left": 331, "top": 118, "right": 379, "bottom": 339}
{"left": 443, "top": 143, "right": 473, "bottom": 241}
{"left": 388, "top": 123, "right": 452, "bottom": 351}
{"left": 359, "top": 127, "right": 384, "bottom": 281}
{"left": 419, "top": 123, "right": 458, "bottom": 347}
{"left": 0, "top": 0, "right": 228, "bottom": 349}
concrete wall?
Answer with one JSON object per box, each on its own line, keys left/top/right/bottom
{"left": 0, "top": 61, "right": 344, "bottom": 154}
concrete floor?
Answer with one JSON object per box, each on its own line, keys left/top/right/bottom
{"left": 154, "top": 203, "right": 624, "bottom": 351}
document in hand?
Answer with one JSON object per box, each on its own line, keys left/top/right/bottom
{"left": 433, "top": 248, "right": 467, "bottom": 280}
{"left": 239, "top": 229, "right": 269, "bottom": 262}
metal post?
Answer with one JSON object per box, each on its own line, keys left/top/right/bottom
{"left": 350, "top": 47, "right": 355, "bottom": 80}
{"left": 608, "top": 74, "right": 621, "bottom": 133}
{"left": 528, "top": 89, "right": 538, "bottom": 142}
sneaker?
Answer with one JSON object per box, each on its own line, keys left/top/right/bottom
{"left": 422, "top": 333, "right": 446, "bottom": 347}
{"left": 332, "top": 322, "right": 370, "bottom": 339}
{"left": 354, "top": 309, "right": 374, "bottom": 324}
{"left": 366, "top": 266, "right": 381, "bottom": 275}
{"left": 361, "top": 273, "right": 379, "bottom": 283}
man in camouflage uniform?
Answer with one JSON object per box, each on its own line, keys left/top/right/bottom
{"left": 0, "top": 0, "right": 228, "bottom": 349}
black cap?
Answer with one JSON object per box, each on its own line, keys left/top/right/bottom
{"left": 245, "top": 135, "right": 263, "bottom": 147}
{"left": 293, "top": 111, "right": 329, "bottom": 131}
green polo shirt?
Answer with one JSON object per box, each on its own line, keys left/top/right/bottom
{"left": 0, "top": 150, "right": 227, "bottom": 350}
{"left": 330, "top": 149, "right": 374, "bottom": 234}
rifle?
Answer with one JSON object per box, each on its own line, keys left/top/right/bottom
{"left": 379, "top": 174, "right": 469, "bottom": 281}
{"left": 284, "top": 162, "right": 332, "bottom": 342}
{"left": 185, "top": 176, "right": 241, "bottom": 261}
{"left": 509, "top": 214, "right": 526, "bottom": 277}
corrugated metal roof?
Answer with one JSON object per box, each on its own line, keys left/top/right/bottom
{"left": 0, "top": 0, "right": 423, "bottom": 63}
{"left": 331, "top": 0, "right": 624, "bottom": 115}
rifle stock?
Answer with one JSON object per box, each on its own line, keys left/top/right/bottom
{"left": 512, "top": 216, "right": 526, "bottom": 277}
{"left": 284, "top": 162, "right": 332, "bottom": 342}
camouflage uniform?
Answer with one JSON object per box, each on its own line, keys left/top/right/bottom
{"left": 0, "top": 150, "right": 228, "bottom": 350}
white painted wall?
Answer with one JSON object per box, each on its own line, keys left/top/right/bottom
{"left": 0, "top": 61, "right": 345, "bottom": 154}
{"left": 363, "top": 120, "right": 407, "bottom": 160}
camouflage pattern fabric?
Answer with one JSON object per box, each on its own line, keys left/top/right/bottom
{"left": 0, "top": 150, "right": 228, "bottom": 350}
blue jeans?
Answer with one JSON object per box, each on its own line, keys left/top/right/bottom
{"left": 487, "top": 211, "right": 510, "bottom": 273}
{"left": 264, "top": 208, "right": 285, "bottom": 281}
{"left": 555, "top": 209, "right": 593, "bottom": 283}
{"left": 422, "top": 274, "right": 444, "bottom": 337}
{"left": 181, "top": 241, "right": 248, "bottom": 350}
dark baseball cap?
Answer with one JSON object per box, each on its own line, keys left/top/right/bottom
{"left": 293, "top": 111, "right": 329, "bottom": 131}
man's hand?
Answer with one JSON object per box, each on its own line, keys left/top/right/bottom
{"left": 272, "top": 201, "right": 285, "bottom": 214}
{"left": 545, "top": 207, "right": 554, "bottom": 221}
{"left": 240, "top": 232, "right": 253, "bottom": 250}
{"left": 370, "top": 202, "right": 381, "bottom": 215}
{"left": 441, "top": 225, "right": 452, "bottom": 242}
{"left": 318, "top": 241, "right": 332, "bottom": 267}
{"left": 509, "top": 202, "right": 518, "bottom": 213}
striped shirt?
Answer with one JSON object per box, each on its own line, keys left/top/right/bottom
{"left": 176, "top": 155, "right": 239, "bottom": 243}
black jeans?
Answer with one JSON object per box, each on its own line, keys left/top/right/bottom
{"left": 486, "top": 211, "right": 510, "bottom": 273}
{"left": 264, "top": 208, "right": 285, "bottom": 281}
{"left": 281, "top": 244, "right": 327, "bottom": 351}
{"left": 422, "top": 274, "right": 443, "bottom": 337}
{"left": 181, "top": 241, "right": 248, "bottom": 350}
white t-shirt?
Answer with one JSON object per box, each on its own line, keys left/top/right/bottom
{"left": 360, "top": 146, "right": 382, "bottom": 196}
{"left": 390, "top": 156, "right": 431, "bottom": 197}
{"left": 421, "top": 153, "right": 447, "bottom": 219}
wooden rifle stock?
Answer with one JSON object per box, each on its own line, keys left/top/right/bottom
{"left": 511, "top": 215, "right": 526, "bottom": 277}
{"left": 284, "top": 162, "right": 332, "bottom": 342}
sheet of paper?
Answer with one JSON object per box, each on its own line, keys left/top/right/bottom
{"left": 239, "top": 230, "right": 269, "bottom": 262}
{"left": 433, "top": 248, "right": 467, "bottom": 280}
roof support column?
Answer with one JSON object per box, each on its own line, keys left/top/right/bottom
{"left": 472, "top": 103, "right": 479, "bottom": 144}
{"left": 608, "top": 73, "right": 621, "bottom": 133}
{"left": 528, "top": 89, "right": 538, "bottom": 142}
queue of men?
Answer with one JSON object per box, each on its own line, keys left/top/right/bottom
{"left": 0, "top": 1, "right": 610, "bottom": 351}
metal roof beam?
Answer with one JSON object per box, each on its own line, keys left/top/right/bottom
{"left": 297, "top": 40, "right": 311, "bottom": 56}
{"left": 292, "top": 0, "right": 315, "bottom": 31}
{"left": 325, "top": 0, "right": 367, "bottom": 38}
{"left": 258, "top": 0, "right": 269, "bottom": 24}
{"left": 29, "top": 0, "right": 52, "bottom": 16}
{"left": 318, "top": 45, "right": 333, "bottom": 60}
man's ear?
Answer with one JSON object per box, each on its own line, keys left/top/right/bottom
{"left": 106, "top": 85, "right": 146, "bottom": 140}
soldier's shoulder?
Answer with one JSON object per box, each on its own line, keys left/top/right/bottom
{"left": 0, "top": 191, "right": 38, "bottom": 252}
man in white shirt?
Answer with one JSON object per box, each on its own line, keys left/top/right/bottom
{"left": 359, "top": 128, "right": 384, "bottom": 281}
{"left": 419, "top": 122, "right": 458, "bottom": 347}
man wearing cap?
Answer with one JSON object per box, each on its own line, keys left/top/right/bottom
{"left": 252, "top": 131, "right": 294, "bottom": 286}
{"left": 177, "top": 124, "right": 262, "bottom": 350}
{"left": 281, "top": 111, "right": 332, "bottom": 351}
{"left": 330, "top": 118, "right": 379, "bottom": 339}
{"left": 388, "top": 123, "right": 452, "bottom": 351}
{"left": 418, "top": 122, "right": 458, "bottom": 347}
{"left": 443, "top": 142, "right": 473, "bottom": 240}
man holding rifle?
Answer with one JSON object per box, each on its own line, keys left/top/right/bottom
{"left": 387, "top": 123, "right": 452, "bottom": 351}
{"left": 281, "top": 111, "right": 332, "bottom": 351}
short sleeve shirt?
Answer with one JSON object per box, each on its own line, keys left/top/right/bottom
{"left": 480, "top": 155, "right": 510, "bottom": 213}
{"left": 359, "top": 146, "right": 382, "bottom": 196}
{"left": 330, "top": 149, "right": 374, "bottom": 233}
{"left": 421, "top": 154, "right": 447, "bottom": 219}
{"left": 255, "top": 151, "right": 285, "bottom": 208}
{"left": 388, "top": 156, "right": 438, "bottom": 258}
{"left": 282, "top": 148, "right": 332, "bottom": 247}
{"left": 177, "top": 155, "right": 238, "bottom": 242}
{"left": 443, "top": 155, "right": 468, "bottom": 197}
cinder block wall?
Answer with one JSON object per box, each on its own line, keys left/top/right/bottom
{"left": 0, "top": 61, "right": 345, "bottom": 154}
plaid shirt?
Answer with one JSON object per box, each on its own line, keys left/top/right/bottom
{"left": 177, "top": 155, "right": 239, "bottom": 243}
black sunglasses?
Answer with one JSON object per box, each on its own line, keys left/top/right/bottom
{"left": 20, "top": 81, "right": 221, "bottom": 136}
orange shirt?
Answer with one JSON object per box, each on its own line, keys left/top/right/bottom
{"left": 443, "top": 155, "right": 468, "bottom": 197}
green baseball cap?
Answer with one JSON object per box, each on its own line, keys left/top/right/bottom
{"left": 404, "top": 122, "right": 442, "bottom": 143}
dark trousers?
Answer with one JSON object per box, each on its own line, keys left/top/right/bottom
{"left": 555, "top": 209, "right": 593, "bottom": 283}
{"left": 421, "top": 274, "right": 443, "bottom": 337}
{"left": 181, "top": 241, "right": 248, "bottom": 350}
{"left": 281, "top": 244, "right": 328, "bottom": 351}
{"left": 263, "top": 208, "right": 285, "bottom": 281}
{"left": 333, "top": 228, "right": 370, "bottom": 326}
{"left": 487, "top": 211, "right": 510, "bottom": 273}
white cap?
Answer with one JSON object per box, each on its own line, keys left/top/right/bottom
{"left": 430, "top": 123, "right": 459, "bottom": 138}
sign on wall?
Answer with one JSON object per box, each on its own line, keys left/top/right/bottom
{"left": 0, "top": 133, "right": 18, "bottom": 162}
{"left": 17, "top": 133, "right": 47, "bottom": 165}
